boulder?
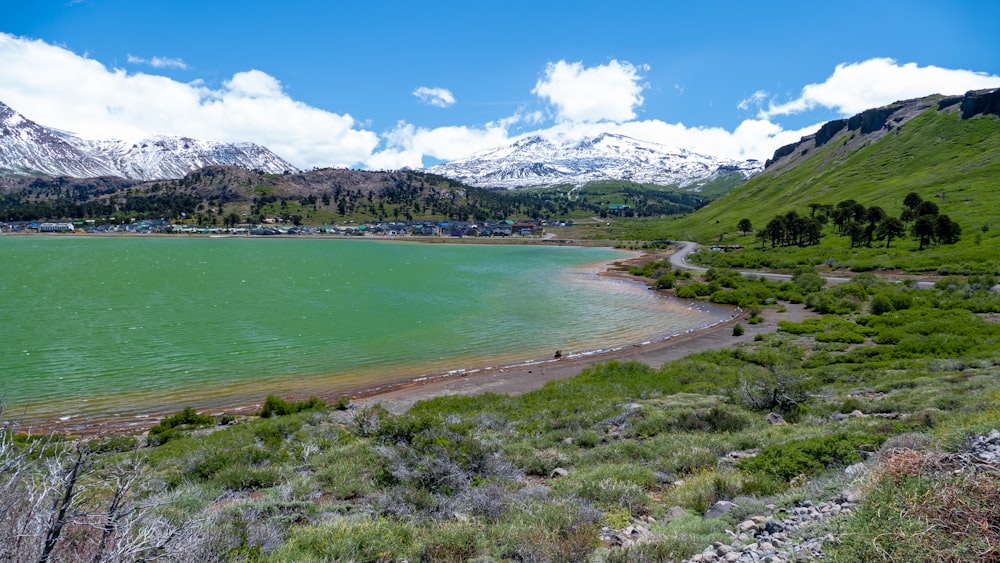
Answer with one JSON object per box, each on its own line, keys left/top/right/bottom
{"left": 704, "top": 500, "right": 736, "bottom": 519}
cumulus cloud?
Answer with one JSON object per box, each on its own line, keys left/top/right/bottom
{"left": 0, "top": 33, "right": 378, "bottom": 169}
{"left": 127, "top": 54, "right": 189, "bottom": 70}
{"left": 3, "top": 35, "right": 997, "bottom": 174}
{"left": 368, "top": 120, "right": 514, "bottom": 169}
{"left": 532, "top": 59, "right": 647, "bottom": 123}
{"left": 413, "top": 86, "right": 456, "bottom": 108}
{"left": 761, "top": 58, "right": 1000, "bottom": 118}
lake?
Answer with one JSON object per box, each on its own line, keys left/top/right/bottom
{"left": 0, "top": 236, "right": 731, "bottom": 428}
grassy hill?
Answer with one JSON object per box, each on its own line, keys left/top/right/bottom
{"left": 653, "top": 92, "right": 1000, "bottom": 246}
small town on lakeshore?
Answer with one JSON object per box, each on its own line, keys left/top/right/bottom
{"left": 0, "top": 217, "right": 566, "bottom": 237}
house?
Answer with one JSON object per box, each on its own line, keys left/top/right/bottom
{"left": 38, "top": 222, "right": 75, "bottom": 232}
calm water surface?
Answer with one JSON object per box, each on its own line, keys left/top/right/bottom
{"left": 0, "top": 236, "right": 731, "bottom": 426}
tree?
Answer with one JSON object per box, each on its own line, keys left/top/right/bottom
{"left": 913, "top": 215, "right": 936, "bottom": 250}
{"left": 847, "top": 220, "right": 866, "bottom": 249}
{"left": 764, "top": 216, "right": 786, "bottom": 248}
{"left": 737, "top": 218, "right": 753, "bottom": 236}
{"left": 875, "top": 216, "right": 905, "bottom": 248}
{"left": 915, "top": 200, "right": 939, "bottom": 217}
{"left": 900, "top": 207, "right": 916, "bottom": 229}
{"left": 903, "top": 191, "right": 923, "bottom": 211}
{"left": 936, "top": 214, "right": 962, "bottom": 244}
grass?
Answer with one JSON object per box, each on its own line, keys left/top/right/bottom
{"left": 7, "top": 266, "right": 1000, "bottom": 561}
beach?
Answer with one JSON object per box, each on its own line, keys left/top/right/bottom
{"left": 348, "top": 300, "right": 814, "bottom": 415}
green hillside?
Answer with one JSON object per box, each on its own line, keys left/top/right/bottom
{"left": 658, "top": 98, "right": 1000, "bottom": 246}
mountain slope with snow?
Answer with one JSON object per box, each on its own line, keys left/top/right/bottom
{"left": 427, "top": 133, "right": 762, "bottom": 189}
{"left": 0, "top": 101, "right": 296, "bottom": 180}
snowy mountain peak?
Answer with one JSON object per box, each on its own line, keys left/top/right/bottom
{"left": 427, "top": 133, "right": 761, "bottom": 190}
{"left": 0, "top": 101, "right": 297, "bottom": 180}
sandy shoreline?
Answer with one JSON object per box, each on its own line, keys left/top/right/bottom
{"left": 347, "top": 301, "right": 813, "bottom": 415}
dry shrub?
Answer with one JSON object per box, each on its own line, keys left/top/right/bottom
{"left": 859, "top": 447, "right": 1000, "bottom": 561}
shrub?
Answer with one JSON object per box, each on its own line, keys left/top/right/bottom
{"left": 736, "top": 432, "right": 885, "bottom": 482}
{"left": 87, "top": 435, "right": 139, "bottom": 453}
{"left": 274, "top": 518, "right": 418, "bottom": 562}
{"left": 259, "top": 395, "right": 325, "bottom": 418}
{"left": 148, "top": 406, "right": 215, "bottom": 445}
{"left": 576, "top": 429, "right": 602, "bottom": 448}
{"left": 552, "top": 464, "right": 655, "bottom": 512}
{"left": 215, "top": 465, "right": 283, "bottom": 491}
{"left": 732, "top": 323, "right": 745, "bottom": 337}
{"left": 869, "top": 294, "right": 893, "bottom": 315}
{"left": 661, "top": 469, "right": 744, "bottom": 513}
{"left": 834, "top": 450, "right": 1000, "bottom": 561}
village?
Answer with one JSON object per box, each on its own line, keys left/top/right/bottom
{"left": 0, "top": 218, "right": 571, "bottom": 237}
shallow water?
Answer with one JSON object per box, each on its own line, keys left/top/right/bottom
{"left": 0, "top": 236, "right": 731, "bottom": 424}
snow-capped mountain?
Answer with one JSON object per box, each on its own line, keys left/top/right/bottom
{"left": 0, "top": 101, "right": 296, "bottom": 180}
{"left": 427, "top": 133, "right": 763, "bottom": 190}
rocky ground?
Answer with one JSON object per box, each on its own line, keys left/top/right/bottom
{"left": 597, "top": 429, "right": 1000, "bottom": 562}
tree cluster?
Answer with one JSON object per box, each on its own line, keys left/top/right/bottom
{"left": 757, "top": 210, "right": 824, "bottom": 248}
{"left": 745, "top": 191, "right": 960, "bottom": 251}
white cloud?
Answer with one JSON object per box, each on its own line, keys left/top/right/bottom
{"left": 761, "top": 58, "right": 1000, "bottom": 119}
{"left": 0, "top": 33, "right": 378, "bottom": 169}
{"left": 3, "top": 35, "right": 997, "bottom": 175}
{"left": 413, "top": 86, "right": 455, "bottom": 108}
{"left": 532, "top": 59, "right": 647, "bottom": 123}
{"left": 368, "top": 120, "right": 514, "bottom": 169}
{"left": 738, "top": 90, "right": 767, "bottom": 111}
{"left": 127, "top": 54, "right": 189, "bottom": 70}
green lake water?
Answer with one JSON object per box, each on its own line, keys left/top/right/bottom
{"left": 0, "top": 236, "right": 732, "bottom": 428}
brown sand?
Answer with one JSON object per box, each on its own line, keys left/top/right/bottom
{"left": 350, "top": 302, "right": 815, "bottom": 414}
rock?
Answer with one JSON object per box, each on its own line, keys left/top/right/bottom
{"left": 766, "top": 412, "right": 786, "bottom": 425}
{"left": 663, "top": 506, "right": 688, "bottom": 522}
{"left": 704, "top": 500, "right": 737, "bottom": 519}
{"left": 550, "top": 467, "right": 568, "bottom": 478}
{"left": 721, "top": 449, "right": 759, "bottom": 463}
{"left": 764, "top": 519, "right": 785, "bottom": 535}
{"left": 844, "top": 462, "right": 865, "bottom": 476}
{"left": 840, "top": 489, "right": 862, "bottom": 504}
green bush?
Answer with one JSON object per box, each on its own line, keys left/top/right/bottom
{"left": 260, "top": 395, "right": 325, "bottom": 418}
{"left": 732, "top": 323, "right": 745, "bottom": 336}
{"left": 814, "top": 331, "right": 865, "bottom": 344}
{"left": 736, "top": 432, "right": 885, "bottom": 482}
{"left": 552, "top": 464, "right": 655, "bottom": 512}
{"left": 148, "top": 406, "right": 215, "bottom": 445}
{"left": 215, "top": 465, "right": 283, "bottom": 491}
{"left": 273, "top": 518, "right": 418, "bottom": 562}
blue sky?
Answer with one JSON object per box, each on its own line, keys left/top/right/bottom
{"left": 2, "top": 0, "right": 999, "bottom": 170}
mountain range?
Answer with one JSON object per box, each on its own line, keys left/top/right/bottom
{"left": 427, "top": 133, "right": 762, "bottom": 190}
{"left": 1, "top": 100, "right": 761, "bottom": 190}
{"left": 0, "top": 101, "right": 296, "bottom": 180}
